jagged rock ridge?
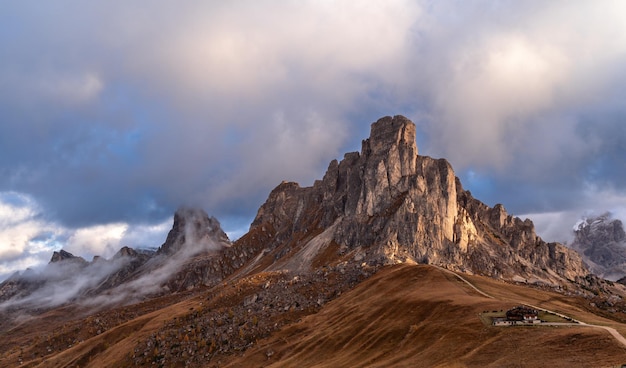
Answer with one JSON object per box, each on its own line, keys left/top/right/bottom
{"left": 0, "top": 208, "right": 233, "bottom": 308}
{"left": 0, "top": 116, "right": 591, "bottom": 313}
{"left": 250, "top": 115, "right": 588, "bottom": 284}
{"left": 569, "top": 213, "right": 626, "bottom": 281}
{"left": 2, "top": 115, "right": 620, "bottom": 368}
{"left": 50, "top": 249, "right": 87, "bottom": 264}
{"left": 157, "top": 207, "right": 231, "bottom": 255}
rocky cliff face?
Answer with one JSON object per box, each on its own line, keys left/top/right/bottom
{"left": 3, "top": 115, "right": 620, "bottom": 368}
{"left": 570, "top": 213, "right": 626, "bottom": 281}
{"left": 0, "top": 116, "right": 592, "bottom": 312}
{"left": 158, "top": 207, "right": 231, "bottom": 255}
{"left": 250, "top": 115, "right": 588, "bottom": 284}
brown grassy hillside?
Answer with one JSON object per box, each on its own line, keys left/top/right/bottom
{"left": 227, "top": 264, "right": 626, "bottom": 368}
{"left": 2, "top": 264, "right": 625, "bottom": 367}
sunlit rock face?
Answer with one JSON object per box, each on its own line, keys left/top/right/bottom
{"left": 0, "top": 115, "right": 592, "bottom": 312}
{"left": 251, "top": 115, "right": 588, "bottom": 284}
{"left": 570, "top": 213, "right": 626, "bottom": 281}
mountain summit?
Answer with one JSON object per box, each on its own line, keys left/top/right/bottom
{"left": 157, "top": 207, "right": 231, "bottom": 256}
{"left": 49, "top": 249, "right": 84, "bottom": 263}
{"left": 250, "top": 115, "right": 587, "bottom": 283}
{"left": 0, "top": 115, "right": 589, "bottom": 309}
{"left": 570, "top": 213, "right": 626, "bottom": 280}
{"left": 4, "top": 115, "right": 620, "bottom": 368}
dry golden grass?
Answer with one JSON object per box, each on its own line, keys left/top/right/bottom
{"left": 4, "top": 264, "right": 626, "bottom": 367}
{"left": 226, "top": 264, "right": 626, "bottom": 368}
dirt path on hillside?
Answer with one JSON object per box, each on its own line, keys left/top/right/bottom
{"left": 434, "top": 265, "right": 626, "bottom": 349}
{"left": 434, "top": 266, "right": 494, "bottom": 299}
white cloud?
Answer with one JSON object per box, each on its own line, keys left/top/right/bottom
{"left": 0, "top": 192, "right": 171, "bottom": 281}
{"left": 137, "top": 1, "right": 421, "bottom": 101}
{"left": 581, "top": 184, "right": 626, "bottom": 220}
{"left": 431, "top": 34, "right": 568, "bottom": 168}
{"left": 120, "top": 220, "right": 173, "bottom": 249}
{"left": 411, "top": 2, "right": 626, "bottom": 174}
{"left": 0, "top": 255, "right": 43, "bottom": 278}
{"left": 65, "top": 223, "right": 129, "bottom": 260}
{"left": 522, "top": 184, "right": 626, "bottom": 244}
{"left": 0, "top": 192, "right": 62, "bottom": 261}
{"left": 1, "top": 0, "right": 626, "bottom": 271}
{"left": 56, "top": 219, "right": 172, "bottom": 262}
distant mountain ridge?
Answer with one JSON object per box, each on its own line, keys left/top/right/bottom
{"left": 3, "top": 115, "right": 625, "bottom": 368}
{"left": 569, "top": 213, "right": 626, "bottom": 281}
{"left": 0, "top": 208, "right": 230, "bottom": 309}
{"left": 0, "top": 116, "right": 592, "bottom": 310}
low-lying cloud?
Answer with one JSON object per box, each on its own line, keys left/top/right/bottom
{"left": 0, "top": 192, "right": 171, "bottom": 281}
{"left": 0, "top": 255, "right": 132, "bottom": 310}
{"left": 1, "top": 1, "right": 626, "bottom": 278}
{"left": 0, "top": 216, "right": 228, "bottom": 313}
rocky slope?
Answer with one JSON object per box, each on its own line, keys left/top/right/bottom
{"left": 0, "top": 250, "right": 88, "bottom": 306}
{"left": 2, "top": 114, "right": 615, "bottom": 368}
{"left": 569, "top": 213, "right": 626, "bottom": 281}
{"left": 0, "top": 116, "right": 590, "bottom": 308}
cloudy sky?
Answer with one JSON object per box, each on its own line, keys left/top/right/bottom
{"left": 1, "top": 1, "right": 626, "bottom": 280}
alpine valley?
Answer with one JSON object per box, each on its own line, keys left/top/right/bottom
{"left": 1, "top": 116, "right": 626, "bottom": 367}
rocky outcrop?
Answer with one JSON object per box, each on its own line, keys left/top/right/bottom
{"left": 0, "top": 116, "right": 592, "bottom": 311}
{"left": 50, "top": 249, "right": 88, "bottom": 265}
{"left": 158, "top": 207, "right": 231, "bottom": 256}
{"left": 89, "top": 246, "right": 154, "bottom": 295}
{"left": 113, "top": 246, "right": 138, "bottom": 259}
{"left": 569, "top": 213, "right": 626, "bottom": 281}
{"left": 250, "top": 115, "right": 588, "bottom": 284}
{"left": 456, "top": 189, "right": 587, "bottom": 282}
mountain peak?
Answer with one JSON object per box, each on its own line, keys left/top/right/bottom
{"left": 49, "top": 249, "right": 84, "bottom": 264}
{"left": 157, "top": 207, "right": 230, "bottom": 255}
{"left": 2, "top": 115, "right": 617, "bottom": 368}
{"left": 365, "top": 115, "right": 417, "bottom": 156}
{"left": 252, "top": 115, "right": 587, "bottom": 282}
{"left": 113, "top": 246, "right": 138, "bottom": 259}
{"left": 570, "top": 213, "right": 626, "bottom": 280}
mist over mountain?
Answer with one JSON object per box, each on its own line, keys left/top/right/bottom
{"left": 0, "top": 208, "right": 231, "bottom": 311}
{"left": 569, "top": 213, "right": 626, "bottom": 281}
{"left": 0, "top": 249, "right": 133, "bottom": 310}
{"left": 1, "top": 116, "right": 625, "bottom": 367}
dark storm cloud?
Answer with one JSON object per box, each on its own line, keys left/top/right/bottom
{"left": 401, "top": 1, "right": 626, "bottom": 243}
{"left": 1, "top": 1, "right": 626, "bottom": 276}
{"left": 0, "top": 1, "right": 419, "bottom": 230}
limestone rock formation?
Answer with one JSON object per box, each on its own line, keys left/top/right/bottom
{"left": 113, "top": 246, "right": 138, "bottom": 259}
{"left": 250, "top": 115, "right": 588, "bottom": 284}
{"left": 0, "top": 116, "right": 592, "bottom": 313}
{"left": 570, "top": 213, "right": 626, "bottom": 281}
{"left": 158, "top": 207, "right": 231, "bottom": 256}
